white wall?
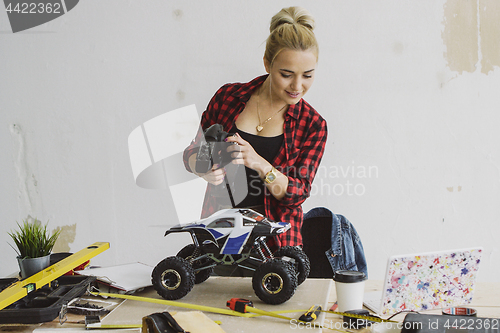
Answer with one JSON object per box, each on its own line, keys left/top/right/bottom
{"left": 1, "top": 1, "right": 499, "bottom": 282}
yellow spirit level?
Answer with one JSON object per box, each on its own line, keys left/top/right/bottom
{"left": 0, "top": 242, "right": 109, "bottom": 311}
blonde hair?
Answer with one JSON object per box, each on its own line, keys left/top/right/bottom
{"left": 264, "top": 6, "right": 318, "bottom": 67}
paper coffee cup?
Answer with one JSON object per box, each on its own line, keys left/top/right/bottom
{"left": 333, "top": 270, "right": 366, "bottom": 312}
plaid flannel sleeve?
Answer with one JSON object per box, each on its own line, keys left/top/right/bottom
{"left": 278, "top": 117, "right": 328, "bottom": 207}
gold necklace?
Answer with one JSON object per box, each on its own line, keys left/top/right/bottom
{"left": 256, "top": 89, "right": 288, "bottom": 132}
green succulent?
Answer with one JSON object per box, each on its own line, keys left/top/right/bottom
{"left": 8, "top": 219, "right": 61, "bottom": 259}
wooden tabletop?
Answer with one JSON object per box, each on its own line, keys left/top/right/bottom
{"left": 0, "top": 278, "right": 497, "bottom": 333}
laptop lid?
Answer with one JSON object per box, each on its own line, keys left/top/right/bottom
{"left": 375, "top": 247, "right": 483, "bottom": 315}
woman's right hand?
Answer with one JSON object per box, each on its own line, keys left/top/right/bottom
{"left": 189, "top": 153, "right": 226, "bottom": 185}
{"left": 200, "top": 164, "right": 226, "bottom": 186}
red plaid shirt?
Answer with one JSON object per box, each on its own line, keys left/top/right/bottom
{"left": 183, "top": 75, "right": 327, "bottom": 247}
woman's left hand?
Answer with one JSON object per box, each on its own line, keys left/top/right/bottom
{"left": 226, "top": 132, "right": 288, "bottom": 201}
{"left": 225, "top": 133, "right": 269, "bottom": 177}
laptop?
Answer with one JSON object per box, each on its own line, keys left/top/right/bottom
{"left": 363, "top": 247, "right": 483, "bottom": 315}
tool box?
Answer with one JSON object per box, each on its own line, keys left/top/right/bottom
{"left": 0, "top": 275, "right": 96, "bottom": 324}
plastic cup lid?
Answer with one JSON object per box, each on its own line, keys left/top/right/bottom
{"left": 333, "top": 270, "right": 366, "bottom": 283}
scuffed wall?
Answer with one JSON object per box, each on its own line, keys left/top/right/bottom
{"left": 9, "top": 124, "right": 43, "bottom": 216}
{"left": 479, "top": 0, "right": 500, "bottom": 74}
{"left": 443, "top": 0, "right": 500, "bottom": 74}
{"left": 1, "top": 1, "right": 499, "bottom": 282}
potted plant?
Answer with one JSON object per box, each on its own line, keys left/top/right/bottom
{"left": 8, "top": 218, "right": 61, "bottom": 279}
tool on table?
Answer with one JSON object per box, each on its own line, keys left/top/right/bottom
{"left": 342, "top": 309, "right": 381, "bottom": 329}
{"left": 66, "top": 298, "right": 113, "bottom": 316}
{"left": 0, "top": 242, "right": 110, "bottom": 311}
{"left": 329, "top": 302, "right": 338, "bottom": 311}
{"left": 328, "top": 309, "right": 395, "bottom": 324}
{"left": 226, "top": 297, "right": 294, "bottom": 321}
{"left": 142, "top": 312, "right": 188, "bottom": 333}
{"left": 442, "top": 307, "right": 477, "bottom": 317}
{"left": 299, "top": 305, "right": 322, "bottom": 322}
{"left": 226, "top": 298, "right": 254, "bottom": 314}
{"left": 226, "top": 298, "right": 392, "bottom": 332}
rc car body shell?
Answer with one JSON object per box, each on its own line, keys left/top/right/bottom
{"left": 165, "top": 208, "right": 290, "bottom": 254}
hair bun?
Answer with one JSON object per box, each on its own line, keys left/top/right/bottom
{"left": 264, "top": 6, "right": 319, "bottom": 66}
{"left": 270, "top": 6, "right": 315, "bottom": 33}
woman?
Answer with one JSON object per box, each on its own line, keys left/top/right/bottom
{"left": 183, "top": 6, "right": 327, "bottom": 249}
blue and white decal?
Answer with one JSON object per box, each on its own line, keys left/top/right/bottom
{"left": 207, "top": 228, "right": 226, "bottom": 239}
{"left": 221, "top": 232, "right": 250, "bottom": 254}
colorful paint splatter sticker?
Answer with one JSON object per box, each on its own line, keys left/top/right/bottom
{"left": 381, "top": 248, "right": 482, "bottom": 315}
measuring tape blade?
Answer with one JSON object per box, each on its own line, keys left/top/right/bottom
{"left": 243, "top": 306, "right": 294, "bottom": 321}
{"left": 92, "top": 291, "right": 397, "bottom": 329}
{"left": 90, "top": 292, "right": 253, "bottom": 318}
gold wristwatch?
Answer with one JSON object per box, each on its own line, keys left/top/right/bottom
{"left": 264, "top": 167, "right": 278, "bottom": 184}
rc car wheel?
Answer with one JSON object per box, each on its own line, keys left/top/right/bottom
{"left": 152, "top": 256, "right": 195, "bottom": 300}
{"left": 177, "top": 244, "right": 213, "bottom": 284}
{"left": 274, "top": 246, "right": 311, "bottom": 285}
{"left": 252, "top": 258, "right": 298, "bottom": 304}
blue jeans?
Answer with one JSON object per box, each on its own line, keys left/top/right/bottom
{"left": 304, "top": 207, "right": 368, "bottom": 277}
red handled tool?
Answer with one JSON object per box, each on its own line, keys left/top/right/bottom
{"left": 226, "top": 298, "right": 292, "bottom": 321}
{"left": 226, "top": 298, "right": 254, "bottom": 314}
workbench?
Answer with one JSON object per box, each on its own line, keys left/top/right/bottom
{"left": 0, "top": 278, "right": 498, "bottom": 333}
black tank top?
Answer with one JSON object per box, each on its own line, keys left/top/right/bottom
{"left": 230, "top": 125, "right": 284, "bottom": 208}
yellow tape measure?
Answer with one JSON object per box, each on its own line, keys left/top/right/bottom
{"left": 91, "top": 292, "right": 397, "bottom": 326}
{"left": 90, "top": 292, "right": 254, "bottom": 318}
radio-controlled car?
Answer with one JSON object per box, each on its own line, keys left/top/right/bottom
{"left": 151, "top": 208, "right": 310, "bottom": 304}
